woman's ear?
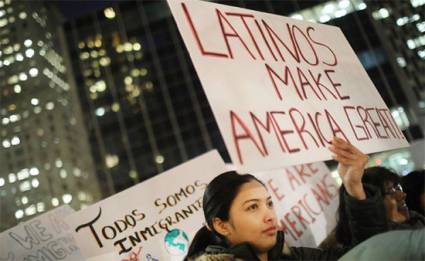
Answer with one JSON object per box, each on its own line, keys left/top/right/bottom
{"left": 212, "top": 217, "right": 231, "bottom": 237}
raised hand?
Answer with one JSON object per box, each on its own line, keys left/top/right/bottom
{"left": 329, "top": 137, "right": 368, "bottom": 200}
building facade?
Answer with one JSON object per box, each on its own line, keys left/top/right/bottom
{"left": 0, "top": 0, "right": 101, "bottom": 231}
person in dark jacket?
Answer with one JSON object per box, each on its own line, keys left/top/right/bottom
{"left": 402, "top": 170, "right": 425, "bottom": 216}
{"left": 186, "top": 137, "right": 366, "bottom": 260}
{"left": 335, "top": 166, "right": 425, "bottom": 247}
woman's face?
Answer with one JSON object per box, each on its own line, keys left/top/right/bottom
{"left": 383, "top": 181, "right": 409, "bottom": 222}
{"left": 221, "top": 180, "right": 278, "bottom": 252}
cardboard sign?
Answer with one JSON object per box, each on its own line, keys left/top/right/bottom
{"left": 168, "top": 0, "right": 408, "bottom": 173}
{"left": 254, "top": 162, "right": 339, "bottom": 247}
{"left": 0, "top": 205, "right": 85, "bottom": 261}
{"left": 66, "top": 151, "right": 227, "bottom": 261}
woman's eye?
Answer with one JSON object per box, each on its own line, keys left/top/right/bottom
{"left": 267, "top": 200, "right": 274, "bottom": 208}
{"left": 247, "top": 204, "right": 258, "bottom": 211}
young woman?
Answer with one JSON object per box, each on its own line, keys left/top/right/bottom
{"left": 185, "top": 137, "right": 367, "bottom": 260}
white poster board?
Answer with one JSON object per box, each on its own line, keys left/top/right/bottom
{"left": 0, "top": 205, "right": 85, "bottom": 261}
{"left": 168, "top": 0, "right": 408, "bottom": 173}
{"left": 255, "top": 162, "right": 339, "bottom": 247}
{"left": 66, "top": 151, "right": 227, "bottom": 261}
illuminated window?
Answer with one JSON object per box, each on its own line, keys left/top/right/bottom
{"left": 124, "top": 76, "right": 132, "bottom": 85}
{"left": 29, "top": 68, "right": 38, "bottom": 77}
{"left": 62, "top": 194, "right": 72, "bottom": 204}
{"left": 111, "top": 102, "right": 120, "bottom": 112}
{"left": 18, "top": 12, "right": 26, "bottom": 19}
{"left": 372, "top": 8, "right": 390, "bottom": 20}
{"left": 19, "top": 181, "right": 31, "bottom": 192}
{"left": 25, "top": 48, "right": 34, "bottom": 58}
{"left": 18, "top": 72, "right": 28, "bottom": 81}
{"left": 319, "top": 14, "right": 331, "bottom": 23}
{"left": 418, "top": 50, "right": 425, "bottom": 59}
{"left": 16, "top": 53, "right": 23, "bottom": 61}
{"left": 25, "top": 205, "right": 36, "bottom": 216}
{"left": 410, "top": 0, "right": 425, "bottom": 7}
{"left": 396, "top": 57, "right": 407, "bottom": 67}
{"left": 51, "top": 198, "right": 59, "bottom": 206}
{"left": 46, "top": 102, "right": 54, "bottom": 110}
{"left": 15, "top": 209, "right": 24, "bottom": 219}
{"left": 104, "top": 7, "right": 116, "bottom": 19}
{"left": 155, "top": 155, "right": 165, "bottom": 164}
{"left": 73, "top": 168, "right": 81, "bottom": 177}
{"left": 60, "top": 169, "right": 67, "bottom": 178}
{"left": 0, "top": 177, "right": 4, "bottom": 187}
{"left": 416, "top": 21, "right": 425, "bottom": 33}
{"left": 31, "top": 178, "right": 39, "bottom": 188}
{"left": 17, "top": 169, "right": 29, "bottom": 180}
{"left": 8, "top": 173, "right": 16, "bottom": 183}
{"left": 99, "top": 57, "right": 110, "bottom": 66}
{"left": 13, "top": 84, "right": 21, "bottom": 93}
{"left": 11, "top": 136, "right": 20, "bottom": 145}
{"left": 95, "top": 107, "right": 105, "bottom": 117}
{"left": 9, "top": 114, "right": 19, "bottom": 122}
{"left": 140, "top": 68, "right": 148, "bottom": 76}
{"left": 124, "top": 42, "right": 132, "bottom": 52}
{"left": 37, "top": 202, "right": 45, "bottom": 212}
{"left": 105, "top": 154, "right": 119, "bottom": 168}
{"left": 21, "top": 196, "right": 28, "bottom": 204}
{"left": 2, "top": 139, "right": 11, "bottom": 148}
{"left": 129, "top": 170, "right": 138, "bottom": 180}
{"left": 0, "top": 18, "right": 8, "bottom": 27}
{"left": 29, "top": 167, "right": 39, "bottom": 176}
{"left": 31, "top": 98, "right": 39, "bottom": 105}
{"left": 55, "top": 159, "right": 63, "bottom": 168}
{"left": 391, "top": 106, "right": 410, "bottom": 130}
{"left": 33, "top": 106, "right": 41, "bottom": 114}
{"left": 24, "top": 39, "right": 32, "bottom": 47}
{"left": 133, "top": 43, "right": 141, "bottom": 51}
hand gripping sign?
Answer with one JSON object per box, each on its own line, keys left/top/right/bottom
{"left": 167, "top": 0, "right": 408, "bottom": 173}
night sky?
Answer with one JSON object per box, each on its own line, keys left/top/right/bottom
{"left": 48, "top": 0, "right": 116, "bottom": 20}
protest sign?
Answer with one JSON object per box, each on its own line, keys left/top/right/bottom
{"left": 0, "top": 205, "right": 84, "bottom": 261}
{"left": 168, "top": 0, "right": 408, "bottom": 173}
{"left": 255, "top": 162, "right": 339, "bottom": 247}
{"left": 66, "top": 150, "right": 227, "bottom": 261}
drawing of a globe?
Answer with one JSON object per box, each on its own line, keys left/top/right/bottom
{"left": 164, "top": 229, "right": 189, "bottom": 255}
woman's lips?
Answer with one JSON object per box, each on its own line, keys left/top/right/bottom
{"left": 262, "top": 226, "right": 277, "bottom": 235}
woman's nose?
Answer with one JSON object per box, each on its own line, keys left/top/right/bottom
{"left": 394, "top": 191, "right": 406, "bottom": 201}
{"left": 264, "top": 207, "right": 277, "bottom": 223}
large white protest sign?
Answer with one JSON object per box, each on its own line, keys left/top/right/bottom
{"left": 0, "top": 205, "right": 84, "bottom": 261}
{"left": 168, "top": 0, "right": 408, "bottom": 173}
{"left": 254, "top": 162, "right": 339, "bottom": 247}
{"left": 66, "top": 150, "right": 227, "bottom": 261}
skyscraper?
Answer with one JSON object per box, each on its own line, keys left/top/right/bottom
{"left": 366, "top": 0, "right": 425, "bottom": 136}
{"left": 0, "top": 0, "right": 101, "bottom": 231}
{"left": 64, "top": 1, "right": 228, "bottom": 194}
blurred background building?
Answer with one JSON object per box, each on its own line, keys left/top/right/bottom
{"left": 1, "top": 0, "right": 423, "bottom": 231}
{"left": 0, "top": 0, "right": 101, "bottom": 231}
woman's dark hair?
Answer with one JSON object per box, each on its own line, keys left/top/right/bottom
{"left": 335, "top": 166, "right": 399, "bottom": 247}
{"left": 362, "top": 166, "right": 400, "bottom": 195}
{"left": 402, "top": 170, "right": 425, "bottom": 216}
{"left": 186, "top": 171, "right": 264, "bottom": 259}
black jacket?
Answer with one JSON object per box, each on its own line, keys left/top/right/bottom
{"left": 188, "top": 231, "right": 347, "bottom": 260}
